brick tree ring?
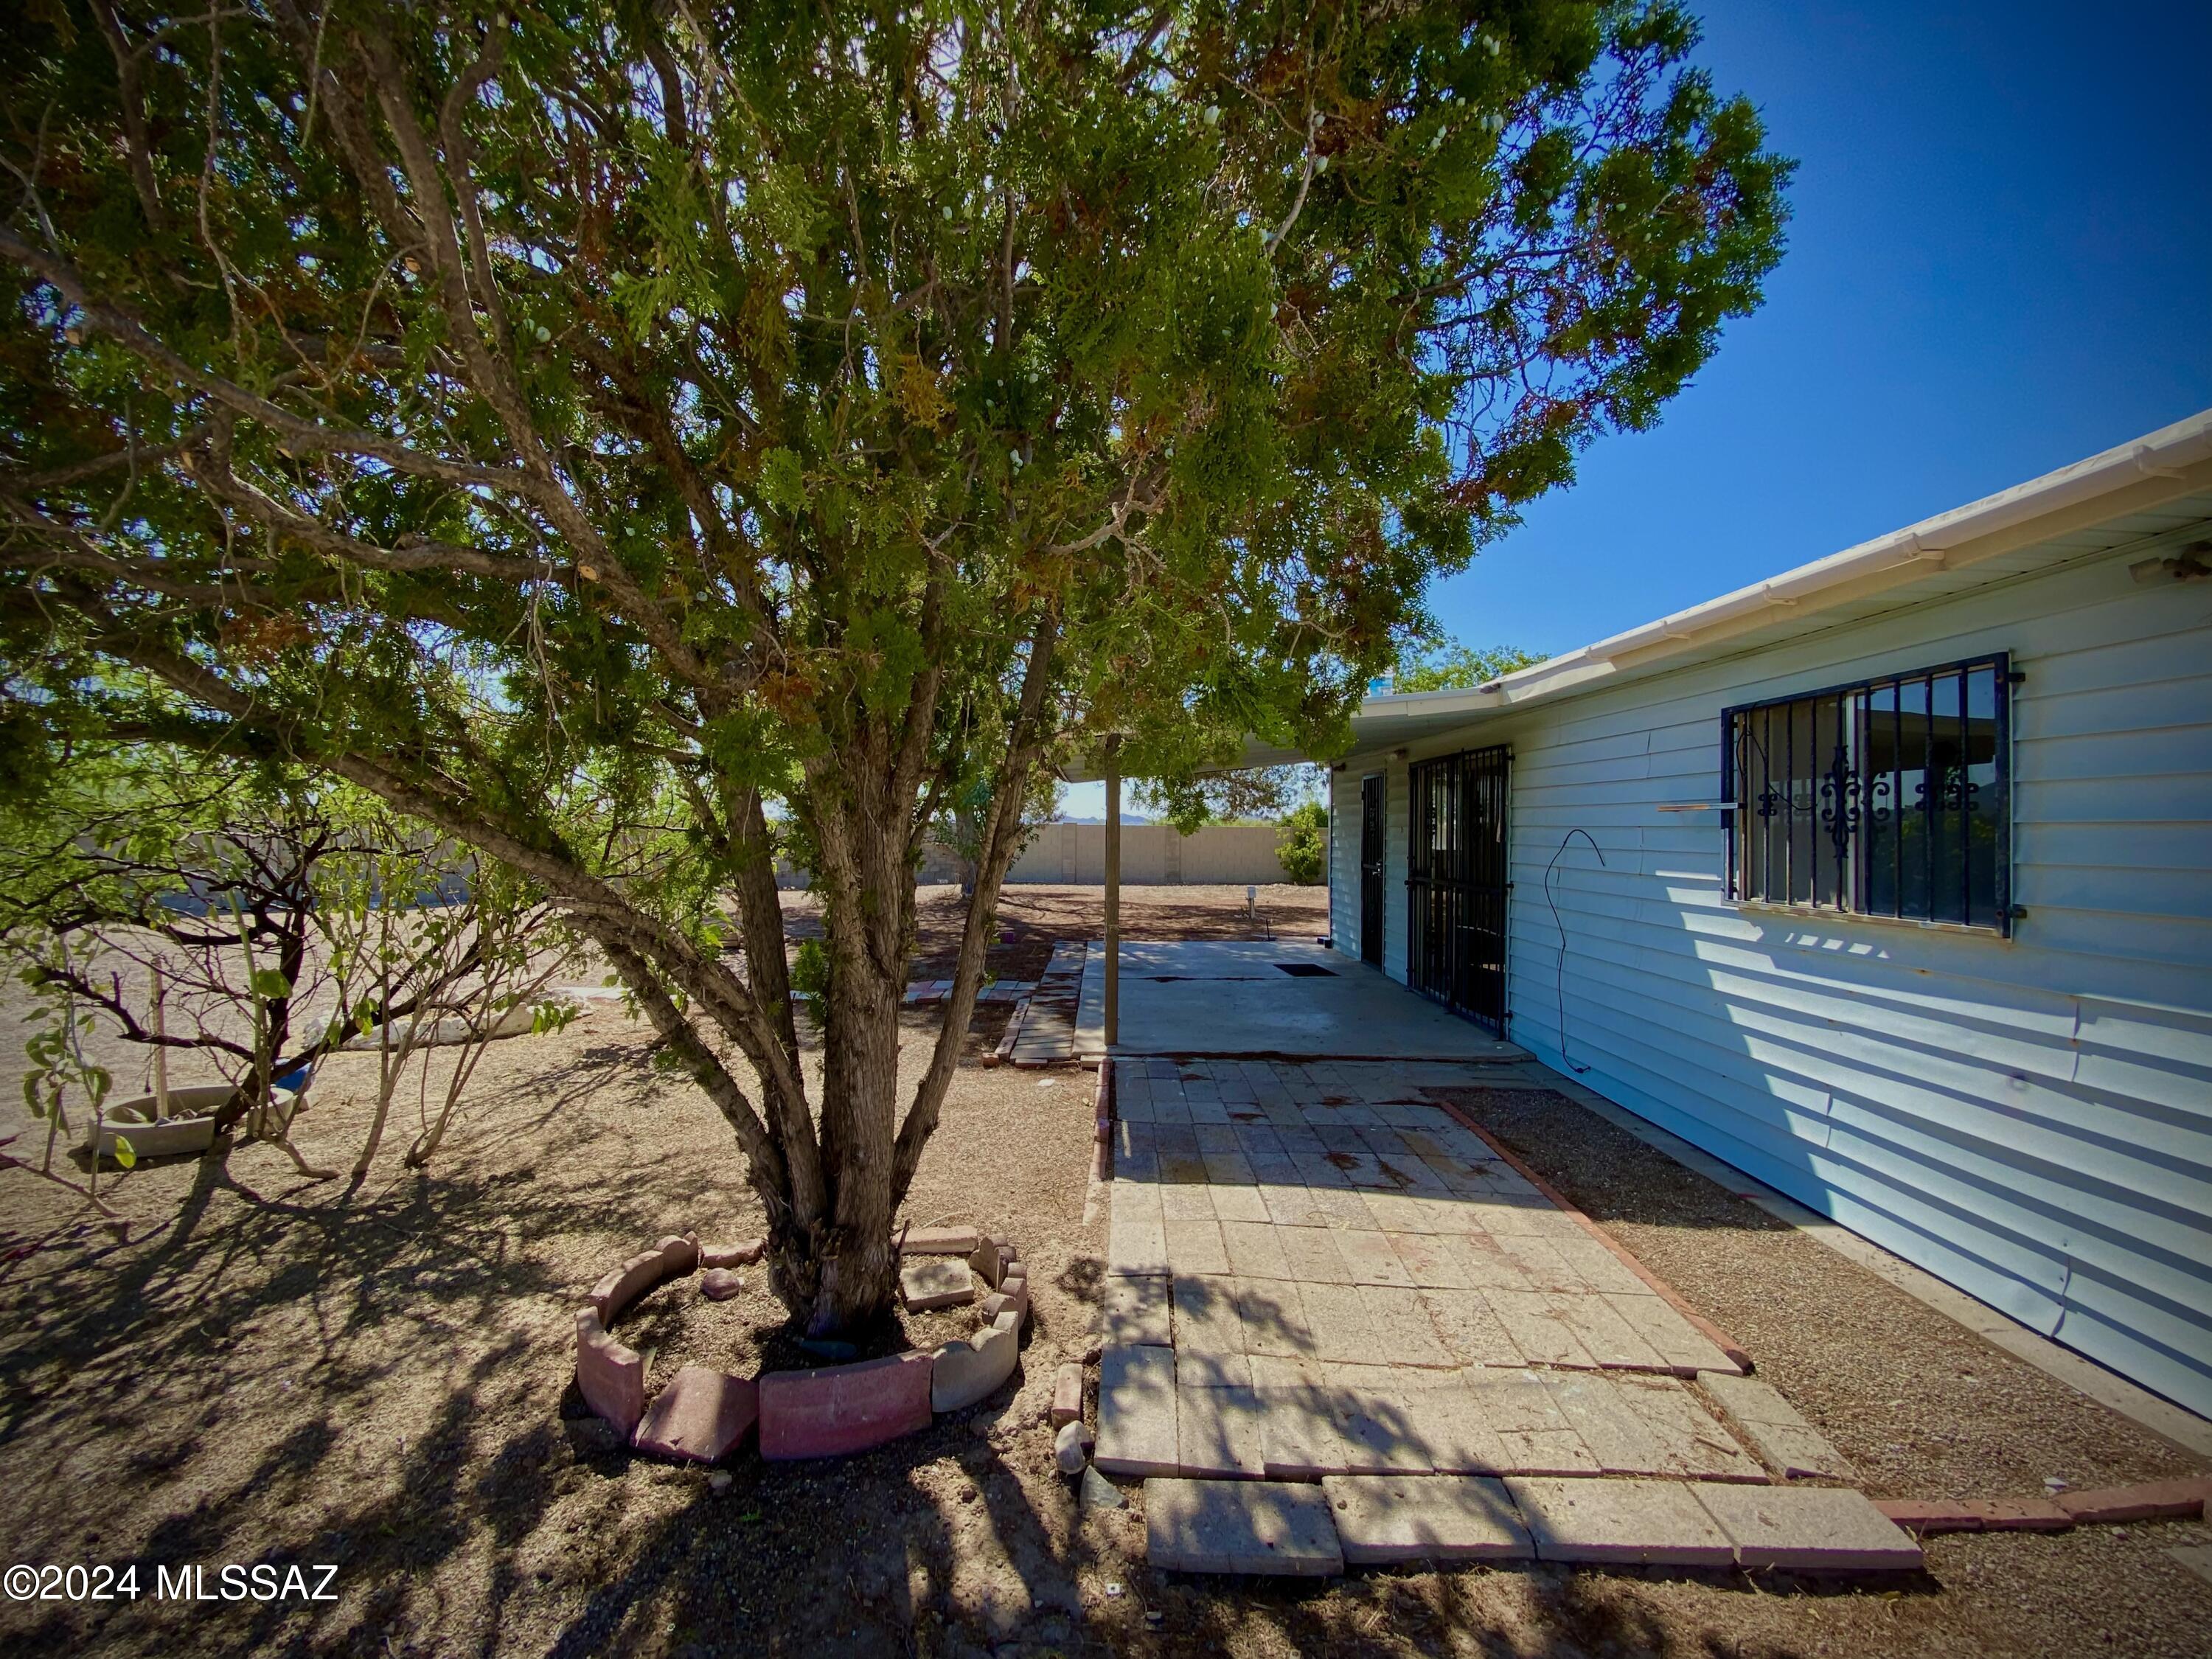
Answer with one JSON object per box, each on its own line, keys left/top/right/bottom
{"left": 570, "top": 1227, "right": 1030, "bottom": 1464}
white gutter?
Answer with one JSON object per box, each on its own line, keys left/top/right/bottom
{"left": 1461, "top": 407, "right": 2212, "bottom": 707}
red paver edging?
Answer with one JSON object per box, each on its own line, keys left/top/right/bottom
{"left": 2056, "top": 1477, "right": 2212, "bottom": 1523}
{"left": 1432, "top": 1101, "right": 1756, "bottom": 1374}
{"left": 574, "top": 1224, "right": 1032, "bottom": 1461}
{"left": 1874, "top": 1499, "right": 1985, "bottom": 1534}
{"left": 759, "top": 1350, "right": 935, "bottom": 1459}
{"left": 1877, "top": 1478, "right": 2210, "bottom": 1536}
{"left": 575, "top": 1308, "right": 647, "bottom": 1436}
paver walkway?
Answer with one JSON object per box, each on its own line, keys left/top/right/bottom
{"left": 1001, "top": 941, "right": 1088, "bottom": 1065}
{"left": 1096, "top": 1059, "right": 1905, "bottom": 1573}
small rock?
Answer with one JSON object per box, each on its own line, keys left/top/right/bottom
{"left": 700, "top": 1268, "right": 745, "bottom": 1301}
{"left": 1081, "top": 1467, "right": 1125, "bottom": 1512}
{"left": 1079, "top": 1340, "right": 1104, "bottom": 1366}
{"left": 708, "top": 1470, "right": 733, "bottom": 1495}
{"left": 1054, "top": 1419, "right": 1093, "bottom": 1475}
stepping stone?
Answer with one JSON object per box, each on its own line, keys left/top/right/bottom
{"left": 1388, "top": 1232, "right": 1476, "bottom": 1290}
{"left": 1455, "top": 1231, "right": 1535, "bottom": 1291}
{"left": 1095, "top": 1344, "right": 1179, "bottom": 1477}
{"left": 1700, "top": 1372, "right": 1853, "bottom": 1479}
{"left": 631, "top": 1366, "right": 759, "bottom": 1463}
{"left": 1509, "top": 1475, "right": 1734, "bottom": 1567}
{"left": 1692, "top": 1483, "right": 1922, "bottom": 1571}
{"left": 900, "top": 1257, "right": 975, "bottom": 1312}
{"left": 1549, "top": 1231, "right": 1658, "bottom": 1297}
{"left": 1161, "top": 1185, "right": 1217, "bottom": 1221}
{"left": 1496, "top": 1234, "right": 1588, "bottom": 1293}
{"left": 931, "top": 1311, "right": 1020, "bottom": 1412}
{"left": 1144, "top": 1478, "right": 1344, "bottom": 1577}
{"left": 1321, "top": 1475, "right": 1534, "bottom": 1563}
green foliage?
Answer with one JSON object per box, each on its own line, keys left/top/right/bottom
{"left": 0, "top": 0, "right": 1789, "bottom": 1305}
{"left": 1394, "top": 641, "right": 1551, "bottom": 693}
{"left": 1276, "top": 800, "right": 1329, "bottom": 886}
{"left": 1138, "top": 765, "right": 1314, "bottom": 834}
{"left": 790, "top": 939, "right": 830, "bottom": 1029}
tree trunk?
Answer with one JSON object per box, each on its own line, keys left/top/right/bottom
{"left": 778, "top": 951, "right": 904, "bottom": 1336}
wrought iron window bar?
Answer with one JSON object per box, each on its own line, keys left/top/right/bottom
{"left": 1722, "top": 653, "right": 2015, "bottom": 936}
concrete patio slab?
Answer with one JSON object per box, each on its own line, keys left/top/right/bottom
{"left": 1096, "top": 1344, "right": 1179, "bottom": 1477}
{"left": 1321, "top": 1475, "right": 1534, "bottom": 1563}
{"left": 1106, "top": 1057, "right": 1865, "bottom": 1536}
{"left": 1701, "top": 1371, "right": 1855, "bottom": 1479}
{"left": 1079, "top": 940, "right": 1525, "bottom": 1061}
{"left": 1508, "top": 1475, "right": 1736, "bottom": 1568}
{"left": 1145, "top": 1477, "right": 1345, "bottom": 1576}
{"left": 1692, "top": 1483, "right": 1923, "bottom": 1571}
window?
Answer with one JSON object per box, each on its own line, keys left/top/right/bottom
{"left": 1724, "top": 655, "right": 2014, "bottom": 933}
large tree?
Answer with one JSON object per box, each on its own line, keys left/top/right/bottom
{"left": 0, "top": 0, "right": 1787, "bottom": 1332}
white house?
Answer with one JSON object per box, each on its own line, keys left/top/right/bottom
{"left": 1291, "top": 411, "right": 2212, "bottom": 1418}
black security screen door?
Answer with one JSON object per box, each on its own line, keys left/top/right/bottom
{"left": 1358, "top": 775, "right": 1385, "bottom": 965}
{"left": 1407, "top": 747, "right": 1511, "bottom": 1032}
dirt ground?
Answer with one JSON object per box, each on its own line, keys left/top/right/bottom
{"left": 1, "top": 884, "right": 2208, "bottom": 1658}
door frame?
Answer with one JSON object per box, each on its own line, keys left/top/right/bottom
{"left": 1357, "top": 773, "right": 1385, "bottom": 966}
{"left": 1405, "top": 745, "right": 1512, "bottom": 1033}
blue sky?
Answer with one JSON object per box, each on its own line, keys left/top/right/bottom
{"left": 1428, "top": 0, "right": 2212, "bottom": 661}
{"left": 1065, "top": 1, "right": 2209, "bottom": 818}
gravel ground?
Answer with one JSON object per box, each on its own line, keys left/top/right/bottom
{"left": 2, "top": 886, "right": 2208, "bottom": 1658}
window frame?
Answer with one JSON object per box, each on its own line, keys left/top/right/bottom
{"left": 1720, "top": 652, "right": 2016, "bottom": 937}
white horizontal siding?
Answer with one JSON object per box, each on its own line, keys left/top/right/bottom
{"left": 1376, "top": 542, "right": 2212, "bottom": 1416}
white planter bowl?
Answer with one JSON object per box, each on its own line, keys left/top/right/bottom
{"left": 83, "top": 1082, "right": 302, "bottom": 1164}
